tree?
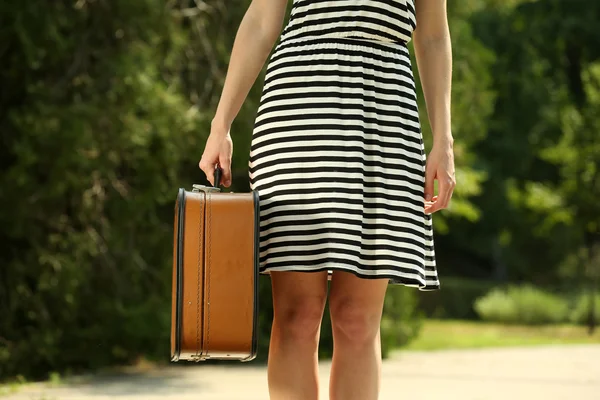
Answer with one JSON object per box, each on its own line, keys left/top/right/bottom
{"left": 469, "top": 0, "right": 600, "bottom": 297}
{"left": 0, "top": 0, "right": 201, "bottom": 379}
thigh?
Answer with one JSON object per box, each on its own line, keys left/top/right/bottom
{"left": 329, "top": 271, "right": 389, "bottom": 308}
{"left": 270, "top": 271, "right": 329, "bottom": 319}
{"left": 328, "top": 271, "right": 389, "bottom": 331}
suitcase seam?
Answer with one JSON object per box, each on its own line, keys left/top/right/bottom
{"left": 206, "top": 192, "right": 212, "bottom": 354}
{"left": 196, "top": 195, "right": 203, "bottom": 357}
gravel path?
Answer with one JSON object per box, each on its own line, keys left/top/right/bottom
{"left": 3, "top": 345, "right": 599, "bottom": 400}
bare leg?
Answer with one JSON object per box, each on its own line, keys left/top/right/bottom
{"left": 267, "top": 270, "right": 329, "bottom": 400}
{"left": 328, "top": 271, "right": 389, "bottom": 400}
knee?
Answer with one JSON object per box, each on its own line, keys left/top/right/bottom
{"left": 274, "top": 297, "right": 326, "bottom": 343}
{"left": 330, "top": 299, "right": 381, "bottom": 345}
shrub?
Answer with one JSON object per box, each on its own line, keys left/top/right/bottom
{"left": 379, "top": 285, "right": 423, "bottom": 357}
{"left": 569, "top": 292, "right": 600, "bottom": 325}
{"left": 417, "top": 276, "right": 497, "bottom": 320}
{"left": 0, "top": 0, "right": 202, "bottom": 382}
{"left": 474, "top": 285, "right": 569, "bottom": 325}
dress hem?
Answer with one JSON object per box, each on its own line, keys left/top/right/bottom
{"left": 259, "top": 265, "right": 440, "bottom": 291}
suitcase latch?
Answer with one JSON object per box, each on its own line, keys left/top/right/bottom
{"left": 191, "top": 184, "right": 221, "bottom": 193}
{"left": 190, "top": 354, "right": 209, "bottom": 362}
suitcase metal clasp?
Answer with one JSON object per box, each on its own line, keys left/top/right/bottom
{"left": 191, "top": 184, "right": 221, "bottom": 193}
{"left": 190, "top": 354, "right": 209, "bottom": 362}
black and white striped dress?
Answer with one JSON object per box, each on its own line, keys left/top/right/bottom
{"left": 248, "top": 0, "right": 440, "bottom": 290}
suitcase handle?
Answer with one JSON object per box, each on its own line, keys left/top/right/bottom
{"left": 191, "top": 164, "right": 223, "bottom": 193}
{"left": 213, "top": 164, "right": 223, "bottom": 188}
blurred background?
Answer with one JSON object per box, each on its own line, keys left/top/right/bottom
{"left": 1, "top": 0, "right": 599, "bottom": 392}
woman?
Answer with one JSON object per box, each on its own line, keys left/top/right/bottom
{"left": 199, "top": 0, "right": 455, "bottom": 399}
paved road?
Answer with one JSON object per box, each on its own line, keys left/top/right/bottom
{"left": 3, "top": 345, "right": 600, "bottom": 400}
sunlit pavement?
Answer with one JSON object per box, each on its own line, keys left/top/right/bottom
{"left": 3, "top": 345, "right": 600, "bottom": 400}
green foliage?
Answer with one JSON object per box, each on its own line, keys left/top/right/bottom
{"left": 379, "top": 285, "right": 423, "bottom": 358}
{"left": 0, "top": 0, "right": 422, "bottom": 382}
{"left": 474, "top": 285, "right": 570, "bottom": 325}
{"left": 417, "top": 277, "right": 498, "bottom": 320}
{"left": 411, "top": 0, "right": 495, "bottom": 233}
{"left": 569, "top": 292, "right": 600, "bottom": 325}
{"left": 2, "top": 0, "right": 600, "bottom": 384}
{"left": 462, "top": 0, "right": 600, "bottom": 284}
{"left": 0, "top": 0, "right": 204, "bottom": 381}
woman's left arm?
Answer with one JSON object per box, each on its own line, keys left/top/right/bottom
{"left": 412, "top": 0, "right": 456, "bottom": 214}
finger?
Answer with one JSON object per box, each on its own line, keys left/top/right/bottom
{"left": 428, "top": 180, "right": 449, "bottom": 214}
{"left": 424, "top": 197, "right": 437, "bottom": 206}
{"left": 424, "top": 196, "right": 436, "bottom": 213}
{"left": 424, "top": 163, "right": 436, "bottom": 202}
{"left": 424, "top": 203, "right": 435, "bottom": 215}
{"left": 424, "top": 196, "right": 439, "bottom": 214}
{"left": 200, "top": 159, "right": 215, "bottom": 186}
{"left": 219, "top": 156, "right": 232, "bottom": 187}
{"left": 424, "top": 197, "right": 438, "bottom": 213}
{"left": 441, "top": 177, "right": 455, "bottom": 209}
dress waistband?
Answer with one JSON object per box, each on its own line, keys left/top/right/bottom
{"left": 274, "top": 35, "right": 409, "bottom": 54}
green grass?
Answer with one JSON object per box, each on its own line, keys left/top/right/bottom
{"left": 0, "top": 375, "right": 27, "bottom": 397}
{"left": 405, "top": 319, "right": 600, "bottom": 351}
{"left": 0, "top": 372, "right": 62, "bottom": 398}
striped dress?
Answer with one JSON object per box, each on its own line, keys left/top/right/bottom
{"left": 248, "top": 0, "right": 440, "bottom": 290}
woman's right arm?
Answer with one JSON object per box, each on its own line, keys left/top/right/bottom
{"left": 211, "top": 0, "right": 289, "bottom": 134}
{"left": 199, "top": 0, "right": 289, "bottom": 186}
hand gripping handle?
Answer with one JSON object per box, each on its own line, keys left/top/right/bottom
{"left": 213, "top": 163, "right": 223, "bottom": 188}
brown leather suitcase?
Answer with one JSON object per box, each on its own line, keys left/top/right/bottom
{"left": 170, "top": 166, "right": 259, "bottom": 362}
